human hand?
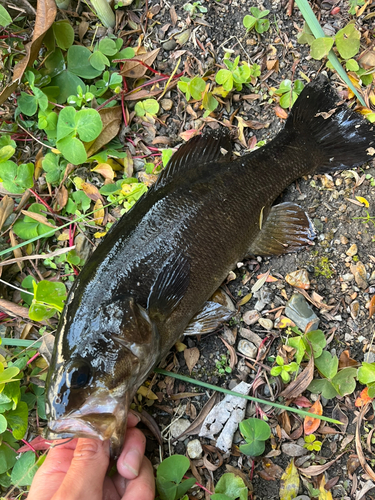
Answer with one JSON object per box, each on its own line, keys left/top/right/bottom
{"left": 28, "top": 412, "right": 155, "bottom": 500}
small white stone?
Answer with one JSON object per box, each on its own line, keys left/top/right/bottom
{"left": 187, "top": 439, "right": 203, "bottom": 459}
{"left": 237, "top": 339, "right": 257, "bottom": 359}
{"left": 344, "top": 333, "right": 354, "bottom": 342}
{"left": 258, "top": 318, "right": 273, "bottom": 330}
{"left": 170, "top": 419, "right": 191, "bottom": 440}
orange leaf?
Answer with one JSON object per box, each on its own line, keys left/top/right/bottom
{"left": 257, "top": 273, "right": 279, "bottom": 282}
{"left": 355, "top": 387, "right": 373, "bottom": 407}
{"left": 274, "top": 105, "right": 288, "bottom": 119}
{"left": 304, "top": 399, "right": 323, "bottom": 435}
{"left": 369, "top": 295, "right": 375, "bottom": 319}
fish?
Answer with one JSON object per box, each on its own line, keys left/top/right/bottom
{"left": 45, "top": 75, "right": 374, "bottom": 457}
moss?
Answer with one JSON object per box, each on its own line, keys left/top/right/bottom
{"left": 352, "top": 255, "right": 359, "bottom": 262}
{"left": 314, "top": 256, "right": 334, "bottom": 278}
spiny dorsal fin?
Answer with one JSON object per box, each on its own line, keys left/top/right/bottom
{"left": 155, "top": 129, "right": 232, "bottom": 189}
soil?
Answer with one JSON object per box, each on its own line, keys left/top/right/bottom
{"left": 3, "top": 0, "right": 375, "bottom": 498}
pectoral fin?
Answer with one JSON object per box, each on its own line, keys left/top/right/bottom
{"left": 148, "top": 254, "right": 190, "bottom": 322}
{"left": 248, "top": 202, "right": 315, "bottom": 257}
{"left": 183, "top": 301, "right": 233, "bottom": 336}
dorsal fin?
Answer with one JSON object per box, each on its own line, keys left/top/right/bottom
{"left": 155, "top": 128, "right": 232, "bottom": 189}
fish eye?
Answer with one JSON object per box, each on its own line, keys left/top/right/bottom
{"left": 69, "top": 363, "right": 91, "bottom": 389}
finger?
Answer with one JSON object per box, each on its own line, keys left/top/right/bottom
{"left": 127, "top": 411, "right": 141, "bottom": 428}
{"left": 52, "top": 438, "right": 110, "bottom": 500}
{"left": 116, "top": 427, "right": 146, "bottom": 480}
{"left": 28, "top": 440, "right": 79, "bottom": 500}
{"left": 120, "top": 456, "right": 155, "bottom": 500}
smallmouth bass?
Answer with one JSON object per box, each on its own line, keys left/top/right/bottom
{"left": 45, "top": 76, "right": 374, "bottom": 457}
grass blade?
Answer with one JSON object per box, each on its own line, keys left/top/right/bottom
{"left": 295, "top": 0, "right": 365, "bottom": 106}
{"left": 154, "top": 368, "right": 342, "bottom": 425}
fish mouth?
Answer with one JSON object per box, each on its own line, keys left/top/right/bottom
{"left": 46, "top": 391, "right": 131, "bottom": 457}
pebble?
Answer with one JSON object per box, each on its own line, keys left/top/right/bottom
{"left": 238, "top": 339, "right": 257, "bottom": 359}
{"left": 170, "top": 419, "right": 191, "bottom": 439}
{"left": 340, "top": 235, "right": 349, "bottom": 244}
{"left": 346, "top": 244, "right": 358, "bottom": 257}
{"left": 365, "top": 351, "right": 375, "bottom": 363}
{"left": 350, "top": 300, "right": 360, "bottom": 321}
{"left": 187, "top": 439, "right": 203, "bottom": 459}
{"left": 162, "top": 40, "right": 177, "bottom": 51}
{"left": 239, "top": 328, "right": 262, "bottom": 347}
{"left": 222, "top": 327, "right": 236, "bottom": 345}
{"left": 345, "top": 333, "right": 354, "bottom": 342}
{"left": 351, "top": 261, "right": 368, "bottom": 290}
{"left": 342, "top": 273, "right": 354, "bottom": 282}
{"left": 284, "top": 294, "right": 319, "bottom": 332}
{"left": 285, "top": 269, "right": 310, "bottom": 290}
{"left": 258, "top": 318, "right": 273, "bottom": 330}
{"left": 160, "top": 98, "right": 173, "bottom": 111}
{"left": 242, "top": 310, "right": 260, "bottom": 325}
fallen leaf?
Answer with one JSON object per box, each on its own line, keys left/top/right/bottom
{"left": 9, "top": 230, "right": 22, "bottom": 272}
{"left": 304, "top": 399, "right": 323, "bottom": 435}
{"left": 259, "top": 458, "right": 284, "bottom": 480}
{"left": 355, "top": 387, "right": 373, "bottom": 407}
{"left": 184, "top": 347, "right": 200, "bottom": 374}
{"left": 331, "top": 404, "right": 348, "bottom": 433}
{"left": 39, "top": 333, "right": 55, "bottom": 365}
{"left": 86, "top": 106, "right": 123, "bottom": 158}
{"left": 318, "top": 475, "right": 333, "bottom": 500}
{"left": 81, "top": 182, "right": 102, "bottom": 202}
{"left": 55, "top": 185, "right": 68, "bottom": 211}
{"left": 280, "top": 355, "right": 314, "bottom": 399}
{"left": 275, "top": 105, "right": 288, "bottom": 119}
{"left": 179, "top": 129, "right": 198, "bottom": 141}
{"left": 280, "top": 459, "right": 300, "bottom": 500}
{"left": 0, "top": 298, "right": 30, "bottom": 319}
{"left": 257, "top": 272, "right": 279, "bottom": 282}
{"left": 119, "top": 48, "right": 160, "bottom": 79}
{"left": 275, "top": 316, "right": 296, "bottom": 329}
{"left": 173, "top": 392, "right": 220, "bottom": 441}
{"left": 355, "top": 196, "right": 370, "bottom": 207}
{"left": 137, "top": 385, "right": 158, "bottom": 400}
{"left": 20, "top": 210, "right": 56, "bottom": 228}
{"left": 355, "top": 404, "right": 375, "bottom": 480}
{"left": 369, "top": 295, "right": 375, "bottom": 319}
{"left": 338, "top": 350, "right": 358, "bottom": 369}
{"left": 0, "top": 0, "right": 57, "bottom": 104}
{"left": 93, "top": 199, "right": 104, "bottom": 225}
{"left": 298, "top": 452, "right": 345, "bottom": 476}
{"left": 281, "top": 443, "right": 308, "bottom": 457}
{"left": 0, "top": 195, "right": 14, "bottom": 232}
{"left": 285, "top": 269, "right": 310, "bottom": 290}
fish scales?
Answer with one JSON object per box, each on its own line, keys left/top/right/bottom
{"left": 45, "top": 75, "right": 374, "bottom": 456}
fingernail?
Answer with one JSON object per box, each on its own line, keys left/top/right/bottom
{"left": 129, "top": 410, "right": 141, "bottom": 423}
{"left": 122, "top": 448, "right": 142, "bottom": 477}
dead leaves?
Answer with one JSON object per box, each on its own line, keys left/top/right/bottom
{"left": 0, "top": 196, "right": 14, "bottom": 232}
{"left": 184, "top": 347, "right": 200, "bottom": 375}
{"left": 119, "top": 48, "right": 160, "bottom": 79}
{"left": 0, "top": 0, "right": 56, "bottom": 104}
{"left": 86, "top": 106, "right": 123, "bottom": 159}
{"left": 304, "top": 399, "right": 323, "bottom": 435}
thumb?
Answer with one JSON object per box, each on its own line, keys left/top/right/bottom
{"left": 52, "top": 438, "right": 110, "bottom": 500}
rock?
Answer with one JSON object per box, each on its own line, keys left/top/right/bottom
{"left": 350, "top": 300, "right": 360, "bottom": 320}
{"left": 238, "top": 339, "right": 257, "bottom": 358}
{"left": 346, "top": 244, "right": 358, "bottom": 257}
{"left": 342, "top": 273, "right": 354, "bottom": 282}
{"left": 351, "top": 261, "right": 368, "bottom": 289}
{"left": 340, "top": 235, "right": 349, "bottom": 244}
{"left": 254, "top": 288, "right": 272, "bottom": 311}
{"left": 285, "top": 269, "right": 310, "bottom": 290}
{"left": 258, "top": 318, "right": 273, "bottom": 330}
{"left": 345, "top": 333, "right": 354, "bottom": 342}
{"left": 162, "top": 40, "right": 177, "bottom": 51}
{"left": 187, "top": 439, "right": 203, "bottom": 459}
{"left": 160, "top": 98, "right": 173, "bottom": 111}
{"left": 170, "top": 419, "right": 191, "bottom": 440}
{"left": 222, "top": 327, "right": 236, "bottom": 345}
{"left": 284, "top": 294, "right": 319, "bottom": 332}
{"left": 364, "top": 351, "right": 375, "bottom": 363}
{"left": 242, "top": 310, "right": 260, "bottom": 325}
{"left": 239, "top": 328, "right": 262, "bottom": 346}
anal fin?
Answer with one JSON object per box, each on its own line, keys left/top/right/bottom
{"left": 247, "top": 202, "right": 316, "bottom": 257}
{"left": 183, "top": 301, "right": 233, "bottom": 336}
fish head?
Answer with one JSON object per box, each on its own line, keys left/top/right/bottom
{"left": 45, "top": 293, "right": 161, "bottom": 457}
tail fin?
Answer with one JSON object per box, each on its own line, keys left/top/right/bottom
{"left": 286, "top": 74, "right": 375, "bottom": 172}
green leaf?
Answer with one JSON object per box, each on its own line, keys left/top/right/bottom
{"left": 56, "top": 135, "right": 87, "bottom": 165}
{"left": 67, "top": 45, "right": 102, "bottom": 79}
{"left": 33, "top": 280, "right": 67, "bottom": 311}
{"left": 256, "top": 18, "right": 270, "bottom": 34}
{"left": 297, "top": 22, "right": 314, "bottom": 45}
{"left": 190, "top": 76, "right": 206, "bottom": 100}
{"left": 175, "top": 478, "right": 196, "bottom": 499}
{"left": 0, "top": 443, "right": 16, "bottom": 475}
{"left": 239, "top": 418, "right": 271, "bottom": 457}
{"left": 214, "top": 473, "right": 248, "bottom": 500}
{"left": 358, "top": 362, "right": 375, "bottom": 384}
{"left": 0, "top": 414, "right": 7, "bottom": 433}
{"left": 56, "top": 106, "right": 76, "bottom": 141}
{"left": 367, "top": 382, "right": 375, "bottom": 398}
{"left": 0, "top": 160, "right": 34, "bottom": 194}
{"left": 75, "top": 109, "right": 103, "bottom": 141}
{"left": 90, "top": 50, "right": 110, "bottom": 72}
{"left": 0, "top": 4, "right": 12, "bottom": 27}
{"left": 13, "top": 203, "right": 54, "bottom": 240}
{"left": 50, "top": 70, "right": 86, "bottom": 104}
{"left": 331, "top": 367, "right": 357, "bottom": 396}
{"left": 157, "top": 455, "right": 190, "bottom": 484}
{"left": 307, "top": 378, "right": 339, "bottom": 399}
{"left": 98, "top": 38, "right": 118, "bottom": 56}
{"left": 288, "top": 336, "right": 306, "bottom": 365}
{"left": 11, "top": 451, "right": 38, "bottom": 486}
{"left": 6, "top": 401, "right": 28, "bottom": 439}
{"left": 162, "top": 149, "right": 174, "bottom": 167}
{"left": 335, "top": 23, "right": 360, "bottom": 60}
{"left": 134, "top": 99, "right": 160, "bottom": 117}
{"left": 17, "top": 92, "right": 38, "bottom": 116}
{"left": 304, "top": 329, "right": 326, "bottom": 359}
{"left": 0, "top": 367, "right": 19, "bottom": 384}
{"left": 346, "top": 58, "right": 359, "bottom": 71}
{"left": 314, "top": 351, "right": 338, "bottom": 379}
{"left": 215, "top": 69, "right": 233, "bottom": 91}
{"left": 243, "top": 15, "right": 256, "bottom": 31}
{"left": 310, "top": 37, "right": 334, "bottom": 60}
{"left": 52, "top": 20, "right": 74, "bottom": 50}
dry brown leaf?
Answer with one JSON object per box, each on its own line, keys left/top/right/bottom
{"left": 184, "top": 347, "right": 200, "bottom": 374}
{"left": 55, "top": 185, "right": 68, "bottom": 211}
{"left": 86, "top": 106, "right": 123, "bottom": 158}
{"left": 280, "top": 355, "right": 314, "bottom": 399}
{"left": 220, "top": 337, "right": 237, "bottom": 370}
{"left": 20, "top": 210, "right": 56, "bottom": 228}
{"left": 0, "top": 0, "right": 56, "bottom": 105}
{"left": 91, "top": 163, "right": 115, "bottom": 181}
{"left": 0, "top": 298, "right": 30, "bottom": 319}
{"left": 203, "top": 453, "right": 220, "bottom": 472}
{"left": 355, "top": 403, "right": 375, "bottom": 480}
{"left": 0, "top": 246, "right": 74, "bottom": 267}
{"left": 39, "top": 333, "right": 56, "bottom": 364}
{"left": 298, "top": 452, "right": 345, "bottom": 476}
{"left": 133, "top": 409, "right": 162, "bottom": 445}
{"left": 124, "top": 88, "right": 164, "bottom": 101}
{"left": 9, "top": 230, "right": 22, "bottom": 272}
{"left": 172, "top": 392, "right": 219, "bottom": 441}
{"left": 0, "top": 195, "right": 14, "bottom": 232}
{"left": 81, "top": 182, "right": 101, "bottom": 202}
{"left": 170, "top": 392, "right": 204, "bottom": 400}
{"left": 119, "top": 48, "right": 160, "bottom": 79}
{"left": 369, "top": 295, "right": 375, "bottom": 319}
{"left": 338, "top": 350, "right": 358, "bottom": 369}
{"left": 281, "top": 443, "right": 308, "bottom": 457}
